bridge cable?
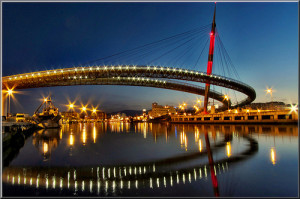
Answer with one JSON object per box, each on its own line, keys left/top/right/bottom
{"left": 193, "top": 37, "right": 210, "bottom": 71}
{"left": 79, "top": 24, "right": 211, "bottom": 66}
{"left": 147, "top": 34, "right": 204, "bottom": 65}
{"left": 124, "top": 27, "right": 210, "bottom": 66}
{"left": 95, "top": 26, "right": 210, "bottom": 66}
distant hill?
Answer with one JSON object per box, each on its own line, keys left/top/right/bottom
{"left": 108, "top": 110, "right": 143, "bottom": 117}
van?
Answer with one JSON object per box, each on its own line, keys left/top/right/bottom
{"left": 16, "top": 113, "right": 25, "bottom": 122}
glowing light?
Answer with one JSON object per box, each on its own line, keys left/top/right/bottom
{"left": 44, "top": 98, "right": 48, "bottom": 102}
{"left": 43, "top": 142, "right": 49, "bottom": 154}
{"left": 266, "top": 88, "right": 273, "bottom": 94}
{"left": 69, "top": 134, "right": 74, "bottom": 146}
{"left": 93, "top": 126, "right": 97, "bottom": 143}
{"left": 289, "top": 104, "right": 298, "bottom": 114}
{"left": 34, "top": 176, "right": 38, "bottom": 187}
{"left": 270, "top": 147, "right": 276, "bottom": 165}
{"left": 53, "top": 176, "right": 56, "bottom": 188}
{"left": 226, "top": 142, "right": 232, "bottom": 157}
{"left": 199, "top": 139, "right": 202, "bottom": 152}
{"left": 224, "top": 95, "right": 229, "bottom": 101}
{"left": 81, "top": 105, "right": 87, "bottom": 113}
{"left": 82, "top": 181, "right": 85, "bottom": 191}
{"left": 60, "top": 178, "right": 63, "bottom": 189}
{"left": 69, "top": 103, "right": 74, "bottom": 109}
{"left": 82, "top": 128, "right": 86, "bottom": 145}
{"left": 150, "top": 178, "right": 153, "bottom": 188}
{"left": 7, "top": 89, "right": 13, "bottom": 96}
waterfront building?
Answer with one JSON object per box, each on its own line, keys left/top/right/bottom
{"left": 61, "top": 111, "right": 80, "bottom": 122}
{"left": 148, "top": 102, "right": 176, "bottom": 118}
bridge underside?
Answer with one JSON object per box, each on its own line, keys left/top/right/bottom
{"left": 2, "top": 65, "right": 256, "bottom": 109}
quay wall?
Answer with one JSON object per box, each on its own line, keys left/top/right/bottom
{"left": 171, "top": 110, "right": 298, "bottom": 124}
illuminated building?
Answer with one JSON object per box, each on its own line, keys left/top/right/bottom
{"left": 148, "top": 102, "right": 176, "bottom": 118}
{"left": 61, "top": 111, "right": 80, "bottom": 122}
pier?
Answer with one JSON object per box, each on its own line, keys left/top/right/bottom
{"left": 171, "top": 109, "right": 298, "bottom": 124}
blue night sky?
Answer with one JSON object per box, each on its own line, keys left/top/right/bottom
{"left": 2, "top": 2, "right": 298, "bottom": 114}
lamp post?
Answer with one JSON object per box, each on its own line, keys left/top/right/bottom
{"left": 224, "top": 95, "right": 229, "bottom": 112}
{"left": 266, "top": 88, "right": 273, "bottom": 110}
{"left": 7, "top": 89, "right": 13, "bottom": 117}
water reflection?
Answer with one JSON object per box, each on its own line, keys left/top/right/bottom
{"left": 32, "top": 129, "right": 60, "bottom": 161}
{"left": 2, "top": 123, "right": 298, "bottom": 197}
{"left": 270, "top": 147, "right": 276, "bottom": 165}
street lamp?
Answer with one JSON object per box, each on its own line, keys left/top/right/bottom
{"left": 265, "top": 87, "right": 273, "bottom": 109}
{"left": 7, "top": 89, "right": 14, "bottom": 117}
{"left": 81, "top": 106, "right": 87, "bottom": 113}
{"left": 224, "top": 95, "right": 230, "bottom": 112}
{"left": 68, "top": 103, "right": 75, "bottom": 112}
{"left": 193, "top": 105, "right": 199, "bottom": 112}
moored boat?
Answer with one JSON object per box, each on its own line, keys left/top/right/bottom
{"left": 32, "top": 97, "right": 61, "bottom": 128}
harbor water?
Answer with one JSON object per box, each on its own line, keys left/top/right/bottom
{"left": 2, "top": 122, "right": 298, "bottom": 197}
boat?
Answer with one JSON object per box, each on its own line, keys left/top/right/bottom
{"left": 32, "top": 97, "right": 61, "bottom": 128}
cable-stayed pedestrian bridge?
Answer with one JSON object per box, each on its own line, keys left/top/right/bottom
{"left": 2, "top": 65, "right": 256, "bottom": 110}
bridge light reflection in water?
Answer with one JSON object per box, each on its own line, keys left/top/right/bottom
{"left": 2, "top": 123, "right": 298, "bottom": 197}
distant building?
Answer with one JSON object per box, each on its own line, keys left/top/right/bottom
{"left": 61, "top": 111, "right": 79, "bottom": 121}
{"left": 89, "top": 111, "right": 107, "bottom": 120}
{"left": 243, "top": 101, "right": 289, "bottom": 110}
{"left": 148, "top": 102, "right": 176, "bottom": 118}
{"left": 96, "top": 111, "right": 107, "bottom": 120}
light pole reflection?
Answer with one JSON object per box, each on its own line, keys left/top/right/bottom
{"left": 270, "top": 147, "right": 276, "bottom": 165}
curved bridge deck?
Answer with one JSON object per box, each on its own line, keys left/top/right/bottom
{"left": 2, "top": 65, "right": 256, "bottom": 108}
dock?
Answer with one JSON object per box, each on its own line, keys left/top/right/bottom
{"left": 171, "top": 109, "right": 298, "bottom": 124}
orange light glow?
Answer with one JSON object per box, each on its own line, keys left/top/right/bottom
{"left": 7, "top": 89, "right": 13, "bottom": 95}
{"left": 270, "top": 148, "right": 276, "bottom": 165}
{"left": 226, "top": 142, "right": 231, "bottom": 157}
{"left": 43, "top": 142, "right": 48, "bottom": 154}
{"left": 69, "top": 134, "right": 74, "bottom": 146}
{"left": 93, "top": 126, "right": 97, "bottom": 143}
{"left": 199, "top": 139, "right": 202, "bottom": 152}
{"left": 82, "top": 128, "right": 86, "bottom": 145}
{"left": 224, "top": 95, "right": 229, "bottom": 101}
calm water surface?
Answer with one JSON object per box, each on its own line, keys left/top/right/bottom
{"left": 2, "top": 122, "right": 298, "bottom": 197}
